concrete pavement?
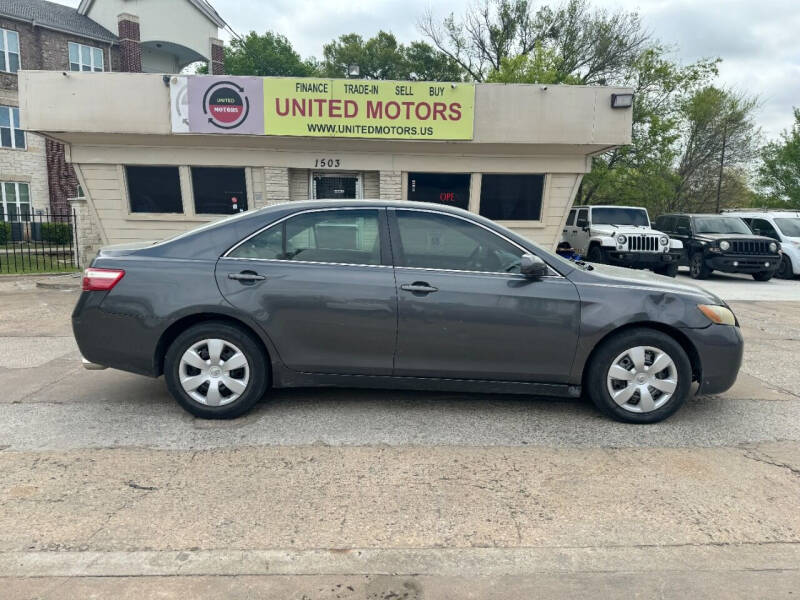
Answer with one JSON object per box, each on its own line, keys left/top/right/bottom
{"left": 1, "top": 274, "right": 799, "bottom": 598}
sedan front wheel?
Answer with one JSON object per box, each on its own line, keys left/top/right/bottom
{"left": 586, "top": 328, "right": 692, "bottom": 423}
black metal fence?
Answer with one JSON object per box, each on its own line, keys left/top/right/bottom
{"left": 0, "top": 209, "right": 78, "bottom": 274}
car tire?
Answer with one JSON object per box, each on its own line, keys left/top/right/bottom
{"left": 586, "top": 245, "right": 604, "bottom": 263}
{"left": 654, "top": 263, "right": 678, "bottom": 277}
{"left": 164, "top": 321, "right": 269, "bottom": 419}
{"left": 585, "top": 328, "right": 693, "bottom": 424}
{"left": 776, "top": 255, "right": 794, "bottom": 279}
{"left": 752, "top": 271, "right": 774, "bottom": 282}
{"left": 689, "top": 252, "right": 711, "bottom": 279}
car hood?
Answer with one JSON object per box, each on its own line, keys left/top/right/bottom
{"left": 592, "top": 224, "right": 659, "bottom": 235}
{"left": 577, "top": 262, "right": 722, "bottom": 303}
{"left": 693, "top": 233, "right": 774, "bottom": 243}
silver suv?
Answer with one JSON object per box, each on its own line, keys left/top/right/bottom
{"left": 563, "top": 205, "right": 683, "bottom": 276}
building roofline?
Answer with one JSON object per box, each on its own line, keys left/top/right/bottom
{"left": 78, "top": 0, "right": 227, "bottom": 28}
{"left": 0, "top": 9, "right": 118, "bottom": 45}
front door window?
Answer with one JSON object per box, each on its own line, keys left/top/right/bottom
{"left": 393, "top": 209, "right": 524, "bottom": 274}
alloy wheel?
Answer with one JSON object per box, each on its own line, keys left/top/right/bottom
{"left": 179, "top": 338, "right": 250, "bottom": 406}
{"left": 606, "top": 345, "right": 678, "bottom": 413}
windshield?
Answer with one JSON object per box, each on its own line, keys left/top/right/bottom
{"left": 592, "top": 207, "right": 649, "bottom": 227}
{"left": 694, "top": 216, "right": 751, "bottom": 235}
{"left": 775, "top": 218, "right": 800, "bottom": 237}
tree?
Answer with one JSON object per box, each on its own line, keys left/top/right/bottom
{"left": 217, "top": 31, "right": 318, "bottom": 77}
{"left": 577, "top": 50, "right": 720, "bottom": 213}
{"left": 319, "top": 31, "right": 463, "bottom": 81}
{"left": 758, "top": 108, "right": 800, "bottom": 207}
{"left": 674, "top": 87, "right": 760, "bottom": 212}
{"left": 419, "top": 0, "right": 650, "bottom": 83}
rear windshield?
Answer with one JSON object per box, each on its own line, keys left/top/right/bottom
{"left": 775, "top": 218, "right": 800, "bottom": 237}
{"left": 591, "top": 207, "right": 649, "bottom": 226}
{"left": 694, "top": 217, "right": 751, "bottom": 235}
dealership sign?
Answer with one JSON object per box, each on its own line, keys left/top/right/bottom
{"left": 172, "top": 76, "right": 475, "bottom": 140}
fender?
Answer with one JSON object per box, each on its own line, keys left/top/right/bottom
{"left": 590, "top": 235, "right": 618, "bottom": 248}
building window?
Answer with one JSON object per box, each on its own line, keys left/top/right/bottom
{"left": 0, "top": 106, "right": 24, "bottom": 149}
{"left": 1, "top": 182, "right": 31, "bottom": 222}
{"left": 312, "top": 173, "right": 361, "bottom": 199}
{"left": 69, "top": 42, "right": 104, "bottom": 72}
{"left": 0, "top": 29, "right": 20, "bottom": 73}
{"left": 407, "top": 173, "right": 470, "bottom": 210}
{"left": 191, "top": 167, "right": 247, "bottom": 214}
{"left": 126, "top": 166, "right": 183, "bottom": 214}
{"left": 479, "top": 174, "right": 544, "bottom": 221}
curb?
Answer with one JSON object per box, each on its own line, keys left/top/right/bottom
{"left": 35, "top": 273, "right": 81, "bottom": 290}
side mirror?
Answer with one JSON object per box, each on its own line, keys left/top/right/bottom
{"left": 520, "top": 253, "right": 549, "bottom": 278}
{"left": 676, "top": 226, "right": 691, "bottom": 237}
{"left": 576, "top": 219, "right": 588, "bottom": 228}
{"left": 752, "top": 228, "right": 761, "bottom": 236}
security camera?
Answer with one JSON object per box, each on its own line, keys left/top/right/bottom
{"left": 540, "top": 85, "right": 549, "bottom": 91}
{"left": 451, "top": 83, "right": 457, "bottom": 88}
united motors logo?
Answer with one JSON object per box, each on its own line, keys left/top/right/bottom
{"left": 202, "top": 81, "right": 250, "bottom": 129}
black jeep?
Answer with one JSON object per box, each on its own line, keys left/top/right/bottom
{"left": 654, "top": 214, "right": 781, "bottom": 281}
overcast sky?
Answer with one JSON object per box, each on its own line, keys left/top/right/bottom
{"left": 57, "top": 0, "right": 799, "bottom": 139}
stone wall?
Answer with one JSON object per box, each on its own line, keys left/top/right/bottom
{"left": 263, "top": 167, "right": 289, "bottom": 207}
{"left": 69, "top": 196, "right": 103, "bottom": 267}
{"left": 0, "top": 131, "right": 48, "bottom": 216}
{"left": 379, "top": 171, "right": 402, "bottom": 201}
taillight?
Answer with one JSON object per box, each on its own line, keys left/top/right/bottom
{"left": 82, "top": 268, "right": 125, "bottom": 291}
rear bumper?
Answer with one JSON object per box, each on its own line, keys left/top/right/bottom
{"left": 706, "top": 254, "right": 780, "bottom": 273}
{"left": 687, "top": 324, "right": 744, "bottom": 395}
{"left": 72, "top": 291, "right": 161, "bottom": 377}
{"left": 605, "top": 250, "right": 680, "bottom": 267}
{"left": 81, "top": 357, "right": 107, "bottom": 370}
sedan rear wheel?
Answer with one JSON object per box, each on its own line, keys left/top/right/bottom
{"left": 586, "top": 328, "right": 692, "bottom": 423}
{"left": 165, "top": 322, "right": 268, "bottom": 419}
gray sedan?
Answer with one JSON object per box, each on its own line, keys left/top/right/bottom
{"left": 73, "top": 200, "right": 743, "bottom": 424}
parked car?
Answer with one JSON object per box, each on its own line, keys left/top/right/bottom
{"left": 563, "top": 205, "right": 682, "bottom": 276}
{"left": 722, "top": 210, "right": 800, "bottom": 279}
{"left": 655, "top": 213, "right": 782, "bottom": 281}
{"left": 73, "top": 200, "right": 743, "bottom": 424}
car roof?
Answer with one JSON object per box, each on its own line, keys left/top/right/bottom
{"left": 659, "top": 213, "right": 746, "bottom": 218}
{"left": 571, "top": 205, "right": 648, "bottom": 210}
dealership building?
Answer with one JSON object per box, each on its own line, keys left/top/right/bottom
{"left": 19, "top": 71, "right": 633, "bottom": 264}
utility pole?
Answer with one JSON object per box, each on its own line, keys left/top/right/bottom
{"left": 715, "top": 124, "right": 727, "bottom": 213}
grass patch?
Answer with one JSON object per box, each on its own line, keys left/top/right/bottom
{"left": 0, "top": 253, "right": 78, "bottom": 274}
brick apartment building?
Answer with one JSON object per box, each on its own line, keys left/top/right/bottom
{"left": 0, "top": 0, "right": 226, "bottom": 221}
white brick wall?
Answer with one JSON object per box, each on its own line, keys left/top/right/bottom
{"left": 263, "top": 166, "right": 289, "bottom": 207}
{"left": 70, "top": 196, "right": 103, "bottom": 267}
{"left": 379, "top": 170, "right": 402, "bottom": 201}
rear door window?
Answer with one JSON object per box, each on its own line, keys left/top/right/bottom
{"left": 230, "top": 209, "right": 382, "bottom": 265}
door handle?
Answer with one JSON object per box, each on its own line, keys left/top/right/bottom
{"left": 401, "top": 282, "right": 438, "bottom": 294}
{"left": 228, "top": 271, "right": 266, "bottom": 282}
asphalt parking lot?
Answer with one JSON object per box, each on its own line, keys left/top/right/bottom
{"left": 1, "top": 272, "right": 799, "bottom": 598}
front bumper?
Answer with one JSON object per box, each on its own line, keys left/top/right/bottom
{"left": 605, "top": 250, "right": 681, "bottom": 268}
{"left": 687, "top": 324, "right": 744, "bottom": 395}
{"left": 706, "top": 254, "right": 780, "bottom": 273}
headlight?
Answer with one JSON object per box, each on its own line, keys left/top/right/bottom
{"left": 719, "top": 240, "right": 730, "bottom": 251}
{"left": 617, "top": 234, "right": 627, "bottom": 244}
{"left": 769, "top": 242, "right": 778, "bottom": 253}
{"left": 698, "top": 304, "right": 736, "bottom": 326}
{"left": 660, "top": 236, "right": 669, "bottom": 245}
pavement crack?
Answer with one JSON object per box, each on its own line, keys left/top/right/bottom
{"left": 741, "top": 448, "right": 800, "bottom": 478}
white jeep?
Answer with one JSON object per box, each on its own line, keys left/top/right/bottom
{"left": 562, "top": 205, "right": 683, "bottom": 277}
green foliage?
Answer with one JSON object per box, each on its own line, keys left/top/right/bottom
{"left": 758, "top": 108, "right": 800, "bottom": 207}
{"left": 486, "top": 42, "right": 582, "bottom": 84}
{"left": 320, "top": 31, "right": 463, "bottom": 81}
{"left": 221, "top": 31, "right": 318, "bottom": 77}
{"left": 0, "top": 221, "right": 10, "bottom": 244}
{"left": 40, "top": 222, "right": 73, "bottom": 245}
